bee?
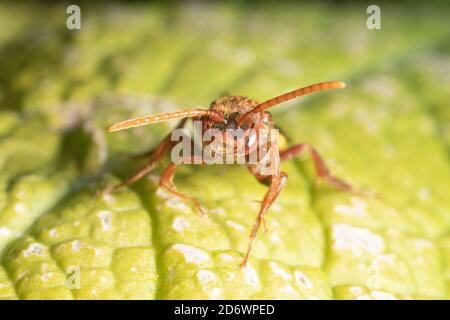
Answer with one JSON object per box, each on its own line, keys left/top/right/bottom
{"left": 100, "top": 81, "right": 362, "bottom": 266}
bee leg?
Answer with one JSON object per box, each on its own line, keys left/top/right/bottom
{"left": 97, "top": 120, "right": 190, "bottom": 196}
{"left": 126, "top": 149, "right": 158, "bottom": 160}
{"left": 241, "top": 171, "right": 288, "bottom": 267}
{"left": 280, "top": 143, "right": 375, "bottom": 197}
{"left": 247, "top": 166, "right": 271, "bottom": 233}
{"left": 97, "top": 141, "right": 168, "bottom": 196}
{"left": 158, "top": 156, "right": 205, "bottom": 216}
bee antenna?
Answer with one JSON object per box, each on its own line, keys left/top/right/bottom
{"left": 108, "top": 108, "right": 214, "bottom": 132}
{"left": 238, "top": 81, "right": 346, "bottom": 125}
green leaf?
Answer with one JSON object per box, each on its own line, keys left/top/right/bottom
{"left": 0, "top": 2, "right": 449, "bottom": 300}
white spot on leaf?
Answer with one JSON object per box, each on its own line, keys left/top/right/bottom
{"left": 417, "top": 188, "right": 431, "bottom": 201}
{"left": 226, "top": 220, "right": 245, "bottom": 232}
{"left": 197, "top": 270, "right": 217, "bottom": 285}
{"left": 98, "top": 211, "right": 112, "bottom": 231}
{"left": 270, "top": 262, "right": 292, "bottom": 281}
{"left": 243, "top": 265, "right": 260, "bottom": 287}
{"left": 294, "top": 271, "right": 313, "bottom": 289}
{"left": 370, "top": 290, "right": 397, "bottom": 300}
{"left": 14, "top": 203, "right": 27, "bottom": 214}
{"left": 0, "top": 227, "right": 14, "bottom": 237}
{"left": 94, "top": 248, "right": 103, "bottom": 258}
{"left": 49, "top": 229, "right": 57, "bottom": 238}
{"left": 269, "top": 232, "right": 282, "bottom": 244}
{"left": 172, "top": 244, "right": 209, "bottom": 264}
{"left": 166, "top": 198, "right": 191, "bottom": 212}
{"left": 334, "top": 197, "right": 368, "bottom": 217}
{"left": 40, "top": 272, "right": 52, "bottom": 282}
{"left": 211, "top": 288, "right": 222, "bottom": 298}
{"left": 209, "top": 208, "right": 226, "bottom": 215}
{"left": 23, "top": 243, "right": 44, "bottom": 257}
{"left": 281, "top": 284, "right": 297, "bottom": 294}
{"left": 332, "top": 224, "right": 385, "bottom": 256}
{"left": 172, "top": 217, "right": 189, "bottom": 232}
{"left": 413, "top": 239, "right": 433, "bottom": 250}
{"left": 350, "top": 286, "right": 363, "bottom": 296}
{"left": 102, "top": 194, "right": 114, "bottom": 203}
{"left": 72, "top": 240, "right": 81, "bottom": 251}
{"left": 218, "top": 253, "right": 234, "bottom": 261}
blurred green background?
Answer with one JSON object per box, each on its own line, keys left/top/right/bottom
{"left": 0, "top": 0, "right": 449, "bottom": 299}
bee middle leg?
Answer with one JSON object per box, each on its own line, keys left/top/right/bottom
{"left": 280, "top": 143, "right": 372, "bottom": 196}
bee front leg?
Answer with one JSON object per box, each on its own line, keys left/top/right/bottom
{"left": 241, "top": 170, "right": 288, "bottom": 267}
{"left": 158, "top": 156, "right": 205, "bottom": 216}
{"left": 97, "top": 139, "right": 170, "bottom": 196}
{"left": 97, "top": 119, "right": 188, "bottom": 196}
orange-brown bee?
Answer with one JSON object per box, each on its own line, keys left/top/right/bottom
{"left": 100, "top": 81, "right": 361, "bottom": 266}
